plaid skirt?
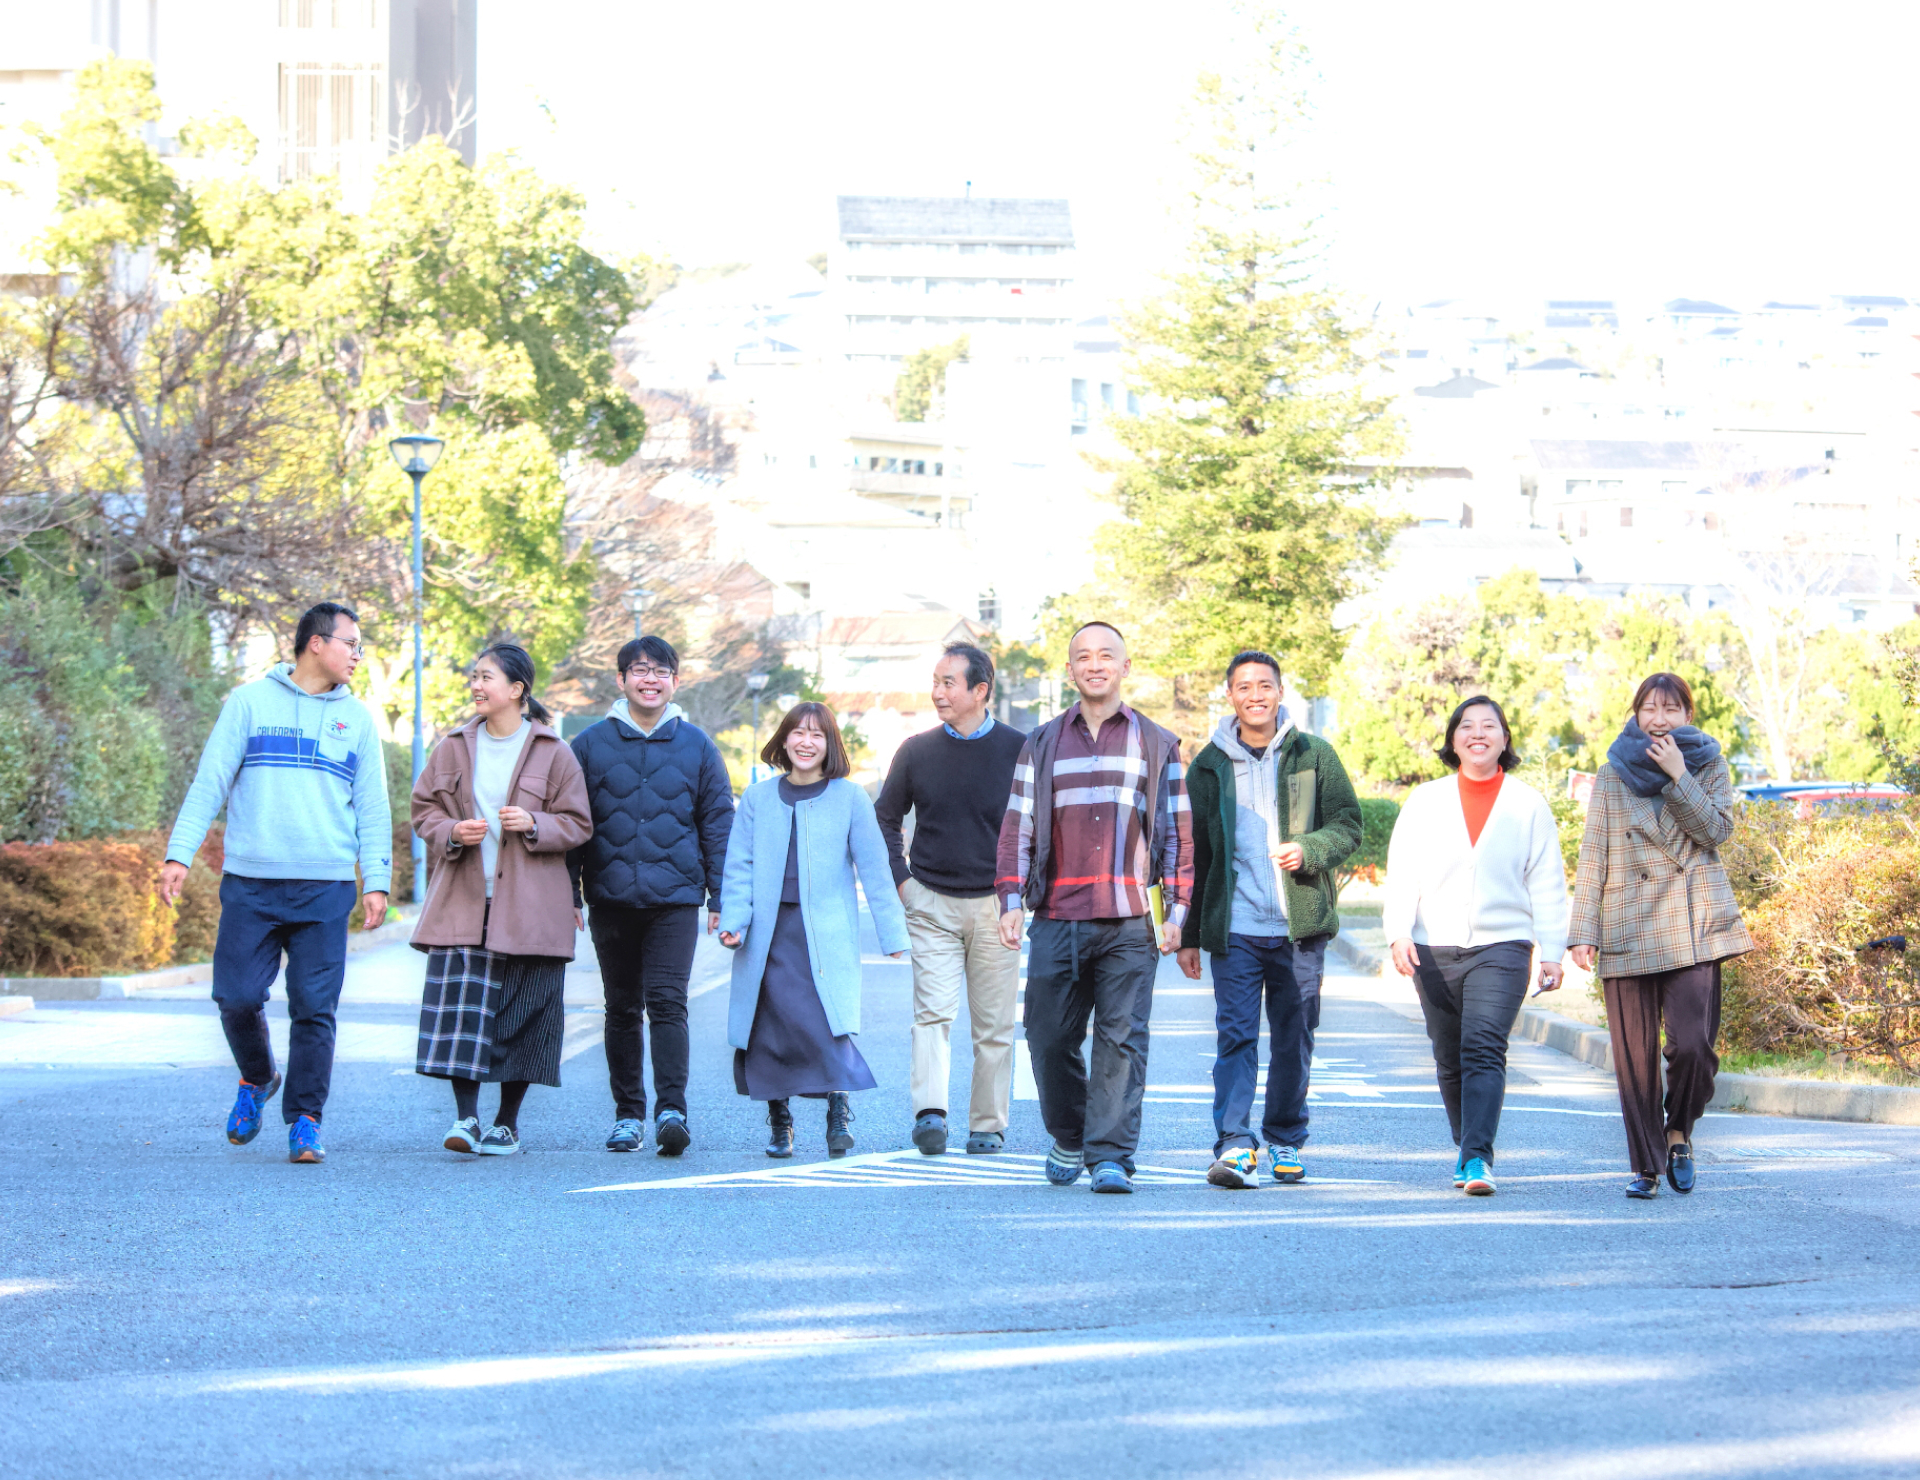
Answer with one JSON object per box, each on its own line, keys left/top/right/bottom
{"left": 416, "top": 946, "right": 566, "bottom": 1087}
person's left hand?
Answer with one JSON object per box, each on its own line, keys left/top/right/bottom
{"left": 718, "top": 930, "right": 742, "bottom": 949}
{"left": 498, "top": 805, "right": 535, "bottom": 834}
{"left": 1159, "top": 920, "right": 1181, "bottom": 955}
{"left": 1272, "top": 842, "right": 1305, "bottom": 872}
{"left": 1536, "top": 960, "right": 1564, "bottom": 993}
{"left": 707, "top": 911, "right": 720, "bottom": 935}
{"left": 888, "top": 952, "right": 905, "bottom": 960}
{"left": 1647, "top": 733, "right": 1687, "bottom": 782}
{"left": 1176, "top": 946, "right": 1202, "bottom": 980}
{"left": 362, "top": 891, "right": 388, "bottom": 930}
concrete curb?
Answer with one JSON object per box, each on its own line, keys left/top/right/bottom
{"left": 1510, "top": 1003, "right": 1920, "bottom": 1126}
{"left": 1343, "top": 933, "right": 1920, "bottom": 1127}
{"left": 1, "top": 913, "right": 415, "bottom": 1002}
{"left": 1330, "top": 931, "right": 1385, "bottom": 974}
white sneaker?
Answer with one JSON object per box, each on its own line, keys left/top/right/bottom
{"left": 1207, "top": 1146, "right": 1260, "bottom": 1189}
{"left": 477, "top": 1124, "right": 520, "bottom": 1156}
{"left": 443, "top": 1116, "right": 482, "bottom": 1154}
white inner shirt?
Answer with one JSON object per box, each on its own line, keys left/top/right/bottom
{"left": 473, "top": 718, "right": 531, "bottom": 899}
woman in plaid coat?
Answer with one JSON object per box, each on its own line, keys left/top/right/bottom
{"left": 410, "top": 644, "right": 592, "bottom": 1156}
{"left": 1569, "top": 672, "right": 1752, "bottom": 1201}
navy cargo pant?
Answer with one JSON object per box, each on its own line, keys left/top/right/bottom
{"left": 212, "top": 875, "right": 356, "bottom": 1124}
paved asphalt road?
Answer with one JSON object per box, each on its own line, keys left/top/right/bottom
{"left": 4, "top": 915, "right": 1920, "bottom": 1479}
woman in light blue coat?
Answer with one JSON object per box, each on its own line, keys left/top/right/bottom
{"left": 718, "top": 702, "right": 908, "bottom": 1158}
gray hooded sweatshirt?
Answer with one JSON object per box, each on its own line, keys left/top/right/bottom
{"left": 1211, "top": 712, "right": 1296, "bottom": 939}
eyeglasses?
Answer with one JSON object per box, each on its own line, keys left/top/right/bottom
{"left": 324, "top": 635, "right": 366, "bottom": 658}
{"left": 624, "top": 665, "right": 676, "bottom": 681}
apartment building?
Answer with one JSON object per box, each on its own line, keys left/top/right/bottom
{"left": 832, "top": 194, "right": 1077, "bottom": 367}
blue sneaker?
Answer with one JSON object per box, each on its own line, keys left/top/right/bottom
{"left": 654, "top": 1110, "right": 691, "bottom": 1157}
{"left": 605, "top": 1119, "right": 643, "bottom": 1153}
{"left": 1090, "top": 1161, "right": 1134, "bottom": 1194}
{"left": 225, "top": 1073, "right": 282, "bottom": 1145}
{"left": 1461, "top": 1157, "right": 1495, "bottom": 1196}
{"left": 1045, "top": 1143, "right": 1084, "bottom": 1186}
{"left": 288, "top": 1114, "right": 325, "bottom": 1164}
{"left": 1453, "top": 1161, "right": 1468, "bottom": 1188}
{"left": 1267, "top": 1144, "right": 1305, "bottom": 1184}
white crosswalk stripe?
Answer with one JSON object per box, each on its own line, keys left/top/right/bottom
{"left": 575, "top": 1149, "right": 1201, "bottom": 1193}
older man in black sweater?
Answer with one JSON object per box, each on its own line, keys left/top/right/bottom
{"left": 875, "top": 643, "right": 1028, "bottom": 1155}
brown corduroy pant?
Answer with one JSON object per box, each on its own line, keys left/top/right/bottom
{"left": 1602, "top": 961, "right": 1721, "bottom": 1177}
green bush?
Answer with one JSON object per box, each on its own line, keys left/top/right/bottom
{"left": 1339, "top": 796, "right": 1399, "bottom": 892}
{"left": 0, "top": 558, "right": 227, "bottom": 843}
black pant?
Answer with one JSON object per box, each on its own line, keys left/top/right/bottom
{"left": 1022, "top": 915, "right": 1159, "bottom": 1171}
{"left": 591, "top": 903, "right": 699, "bottom": 1121}
{"left": 1411, "top": 940, "right": 1532, "bottom": 1165}
{"left": 212, "top": 876, "right": 356, "bottom": 1125}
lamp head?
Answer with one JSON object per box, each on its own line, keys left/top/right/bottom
{"left": 388, "top": 434, "right": 446, "bottom": 476}
{"left": 625, "top": 587, "right": 655, "bottom": 616}
{"left": 746, "top": 673, "right": 770, "bottom": 692}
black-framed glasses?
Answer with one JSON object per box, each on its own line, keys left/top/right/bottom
{"left": 624, "top": 664, "right": 676, "bottom": 681}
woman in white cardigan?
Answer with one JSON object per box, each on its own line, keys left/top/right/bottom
{"left": 1385, "top": 697, "right": 1568, "bottom": 1198}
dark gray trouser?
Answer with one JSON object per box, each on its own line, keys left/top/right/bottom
{"left": 1022, "top": 915, "right": 1159, "bottom": 1172}
{"left": 1411, "top": 940, "right": 1533, "bottom": 1165}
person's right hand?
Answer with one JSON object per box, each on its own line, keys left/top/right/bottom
{"left": 574, "top": 908, "right": 585, "bottom": 932}
{"left": 1390, "top": 937, "right": 1420, "bottom": 978}
{"left": 718, "top": 930, "right": 742, "bottom": 949}
{"left": 997, "top": 909, "right": 1024, "bottom": 951}
{"left": 1569, "top": 944, "right": 1596, "bottom": 972}
{"left": 157, "top": 860, "right": 188, "bottom": 906}
{"left": 1176, "top": 946, "right": 1202, "bottom": 981}
{"left": 452, "top": 817, "right": 488, "bottom": 847}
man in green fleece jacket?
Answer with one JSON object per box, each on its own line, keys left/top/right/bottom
{"left": 158, "top": 602, "right": 393, "bottom": 1165}
{"left": 1176, "top": 650, "right": 1360, "bottom": 1190}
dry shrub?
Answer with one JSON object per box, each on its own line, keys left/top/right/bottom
{"left": 0, "top": 838, "right": 175, "bottom": 977}
{"left": 1721, "top": 801, "right": 1920, "bottom": 1066}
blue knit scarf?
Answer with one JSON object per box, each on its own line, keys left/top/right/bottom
{"left": 1606, "top": 719, "right": 1722, "bottom": 798}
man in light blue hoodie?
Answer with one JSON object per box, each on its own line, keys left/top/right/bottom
{"left": 158, "top": 602, "right": 393, "bottom": 1164}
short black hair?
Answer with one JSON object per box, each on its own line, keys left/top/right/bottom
{"left": 941, "top": 642, "right": 994, "bottom": 693}
{"left": 1437, "top": 695, "right": 1523, "bottom": 772}
{"left": 1069, "top": 620, "right": 1125, "bottom": 647}
{"left": 1225, "top": 650, "right": 1282, "bottom": 685}
{"left": 295, "top": 601, "right": 358, "bottom": 658}
{"left": 617, "top": 634, "right": 679, "bottom": 675}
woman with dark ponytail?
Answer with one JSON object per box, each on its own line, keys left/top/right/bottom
{"left": 409, "top": 642, "right": 592, "bottom": 1155}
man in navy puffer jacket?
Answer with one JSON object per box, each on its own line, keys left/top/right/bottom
{"left": 569, "top": 635, "right": 734, "bottom": 1156}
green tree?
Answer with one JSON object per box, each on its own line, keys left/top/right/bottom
{"left": 1091, "top": 14, "right": 1399, "bottom": 693}
{"left": 893, "top": 335, "right": 969, "bottom": 423}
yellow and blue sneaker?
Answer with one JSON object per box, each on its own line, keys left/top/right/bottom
{"left": 1267, "top": 1144, "right": 1305, "bottom": 1183}
{"left": 1207, "top": 1146, "right": 1260, "bottom": 1189}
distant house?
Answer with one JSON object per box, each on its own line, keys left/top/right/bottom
{"left": 1662, "top": 299, "right": 1741, "bottom": 330}
{"left": 813, "top": 606, "right": 994, "bottom": 776}
{"left": 1528, "top": 439, "right": 1750, "bottom": 540}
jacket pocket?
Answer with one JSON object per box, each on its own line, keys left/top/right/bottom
{"left": 1287, "top": 769, "right": 1317, "bottom": 837}
{"left": 512, "top": 764, "right": 553, "bottom": 807}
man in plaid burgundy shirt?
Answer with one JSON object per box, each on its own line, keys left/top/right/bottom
{"left": 994, "top": 621, "right": 1192, "bottom": 1194}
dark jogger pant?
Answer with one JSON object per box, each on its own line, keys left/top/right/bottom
{"left": 211, "top": 875, "right": 356, "bottom": 1125}
{"left": 1021, "top": 914, "right": 1159, "bottom": 1171}
{"left": 1603, "top": 961, "right": 1721, "bottom": 1177}
{"left": 1411, "top": 939, "right": 1533, "bottom": 1165}
{"left": 591, "top": 903, "right": 699, "bottom": 1121}
{"left": 1210, "top": 933, "right": 1325, "bottom": 1156}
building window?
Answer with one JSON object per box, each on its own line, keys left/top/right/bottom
{"left": 278, "top": 62, "right": 384, "bottom": 189}
{"left": 934, "top": 462, "right": 944, "bottom": 477}
{"left": 1620, "top": 507, "right": 1633, "bottom": 528}
{"left": 1578, "top": 510, "right": 1588, "bottom": 538}
{"left": 1127, "top": 391, "right": 1141, "bottom": 416}
{"left": 1100, "top": 383, "right": 1116, "bottom": 409}
{"left": 1599, "top": 480, "right": 1624, "bottom": 496}
{"left": 279, "top": 0, "right": 377, "bottom": 26}
{"left": 979, "top": 589, "right": 1000, "bottom": 626}
{"left": 1703, "top": 512, "right": 1719, "bottom": 532}
{"left": 1565, "top": 479, "right": 1590, "bottom": 497}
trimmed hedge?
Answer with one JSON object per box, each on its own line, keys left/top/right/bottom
{"left": 0, "top": 820, "right": 412, "bottom": 978}
{"left": 1339, "top": 796, "right": 1400, "bottom": 891}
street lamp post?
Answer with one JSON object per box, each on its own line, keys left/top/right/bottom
{"left": 388, "top": 432, "right": 446, "bottom": 905}
{"left": 746, "top": 672, "right": 769, "bottom": 737}
{"left": 626, "top": 587, "right": 654, "bottom": 642}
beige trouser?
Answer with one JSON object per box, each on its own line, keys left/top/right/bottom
{"left": 902, "top": 877, "right": 1021, "bottom": 1133}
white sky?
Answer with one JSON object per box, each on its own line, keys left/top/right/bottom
{"left": 478, "top": 0, "right": 1920, "bottom": 310}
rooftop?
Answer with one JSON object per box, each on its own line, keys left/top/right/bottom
{"left": 836, "top": 196, "right": 1074, "bottom": 244}
{"left": 1530, "top": 439, "right": 1750, "bottom": 471}
{"left": 1664, "top": 298, "right": 1740, "bottom": 317}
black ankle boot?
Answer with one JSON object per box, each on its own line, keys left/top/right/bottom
{"left": 826, "top": 1091, "right": 855, "bottom": 1157}
{"left": 765, "top": 1099, "right": 794, "bottom": 1159}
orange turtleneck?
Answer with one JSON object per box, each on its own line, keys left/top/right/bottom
{"left": 1457, "top": 769, "right": 1504, "bottom": 847}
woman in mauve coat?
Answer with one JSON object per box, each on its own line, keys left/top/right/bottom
{"left": 411, "top": 643, "right": 591, "bottom": 1157}
{"left": 1569, "top": 671, "right": 1752, "bottom": 1201}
